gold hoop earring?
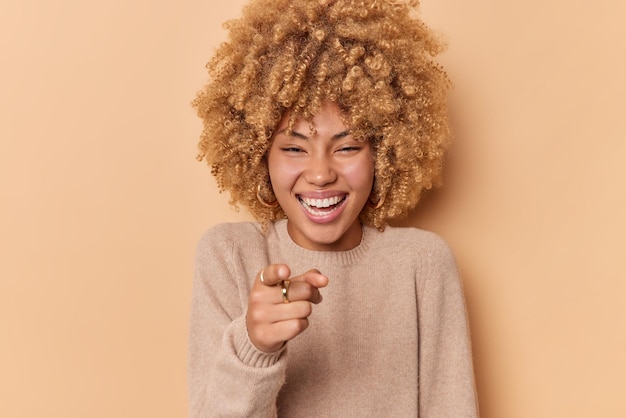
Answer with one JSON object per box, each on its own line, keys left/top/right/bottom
{"left": 367, "top": 195, "right": 385, "bottom": 210}
{"left": 257, "top": 184, "right": 279, "bottom": 208}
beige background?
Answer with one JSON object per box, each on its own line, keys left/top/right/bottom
{"left": 1, "top": 0, "right": 624, "bottom": 417}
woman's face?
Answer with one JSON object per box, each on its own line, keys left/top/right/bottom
{"left": 267, "top": 102, "right": 374, "bottom": 251}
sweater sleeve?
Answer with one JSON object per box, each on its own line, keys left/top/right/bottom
{"left": 417, "top": 234, "right": 479, "bottom": 417}
{"left": 188, "top": 225, "right": 287, "bottom": 417}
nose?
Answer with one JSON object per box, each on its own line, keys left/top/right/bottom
{"left": 304, "top": 155, "right": 338, "bottom": 187}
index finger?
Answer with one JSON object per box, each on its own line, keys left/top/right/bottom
{"left": 289, "top": 269, "right": 329, "bottom": 289}
{"left": 258, "top": 264, "right": 290, "bottom": 287}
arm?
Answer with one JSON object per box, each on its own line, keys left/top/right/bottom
{"left": 188, "top": 226, "right": 286, "bottom": 418}
{"left": 418, "top": 235, "right": 479, "bottom": 417}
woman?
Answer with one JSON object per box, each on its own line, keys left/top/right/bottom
{"left": 189, "top": 0, "right": 478, "bottom": 416}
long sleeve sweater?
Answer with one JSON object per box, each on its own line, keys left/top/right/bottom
{"left": 188, "top": 219, "right": 478, "bottom": 417}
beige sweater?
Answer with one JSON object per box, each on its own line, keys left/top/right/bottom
{"left": 189, "top": 220, "right": 478, "bottom": 417}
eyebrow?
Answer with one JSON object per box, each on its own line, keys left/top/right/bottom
{"left": 276, "top": 128, "right": 351, "bottom": 140}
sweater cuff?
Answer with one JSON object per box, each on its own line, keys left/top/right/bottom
{"left": 232, "top": 316, "right": 286, "bottom": 368}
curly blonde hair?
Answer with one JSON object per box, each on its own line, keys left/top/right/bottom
{"left": 194, "top": 0, "right": 451, "bottom": 230}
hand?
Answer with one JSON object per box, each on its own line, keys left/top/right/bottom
{"left": 246, "top": 264, "right": 329, "bottom": 353}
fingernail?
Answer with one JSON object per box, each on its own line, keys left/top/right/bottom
{"left": 278, "top": 266, "right": 288, "bottom": 278}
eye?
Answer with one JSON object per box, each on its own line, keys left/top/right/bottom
{"left": 336, "top": 145, "right": 361, "bottom": 153}
{"left": 281, "top": 147, "right": 305, "bottom": 153}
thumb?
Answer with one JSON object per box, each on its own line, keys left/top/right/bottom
{"left": 258, "top": 264, "right": 291, "bottom": 286}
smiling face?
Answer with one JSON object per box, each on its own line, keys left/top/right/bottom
{"left": 267, "top": 102, "right": 374, "bottom": 251}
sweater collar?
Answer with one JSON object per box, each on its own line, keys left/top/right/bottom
{"left": 272, "top": 219, "right": 376, "bottom": 267}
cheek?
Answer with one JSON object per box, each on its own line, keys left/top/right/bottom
{"left": 343, "top": 158, "right": 375, "bottom": 190}
{"left": 268, "top": 155, "right": 300, "bottom": 191}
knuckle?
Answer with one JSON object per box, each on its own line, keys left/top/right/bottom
{"left": 248, "top": 289, "right": 265, "bottom": 304}
{"left": 248, "top": 307, "right": 267, "bottom": 323}
{"left": 290, "top": 318, "right": 309, "bottom": 334}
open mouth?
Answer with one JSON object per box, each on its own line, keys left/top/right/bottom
{"left": 298, "top": 195, "right": 347, "bottom": 216}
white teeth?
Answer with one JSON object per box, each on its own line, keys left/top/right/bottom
{"left": 301, "top": 196, "right": 341, "bottom": 208}
{"left": 299, "top": 195, "right": 345, "bottom": 216}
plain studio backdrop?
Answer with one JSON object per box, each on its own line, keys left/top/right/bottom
{"left": 1, "top": 0, "right": 624, "bottom": 417}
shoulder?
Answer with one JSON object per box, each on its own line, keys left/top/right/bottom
{"left": 196, "top": 222, "right": 266, "bottom": 255}
{"left": 377, "top": 226, "right": 458, "bottom": 273}
{"left": 198, "top": 221, "right": 264, "bottom": 242}
{"left": 194, "top": 222, "right": 273, "bottom": 281}
{"left": 378, "top": 225, "right": 453, "bottom": 255}
{"left": 364, "top": 226, "right": 460, "bottom": 292}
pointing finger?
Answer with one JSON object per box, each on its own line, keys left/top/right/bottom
{"left": 289, "top": 269, "right": 329, "bottom": 289}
